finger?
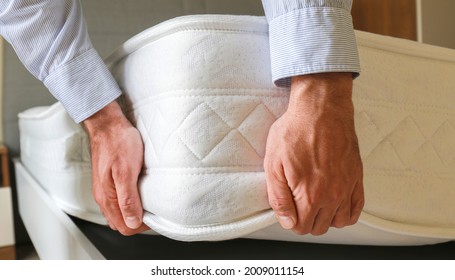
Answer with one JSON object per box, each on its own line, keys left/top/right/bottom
{"left": 108, "top": 221, "right": 117, "bottom": 231}
{"left": 101, "top": 209, "right": 117, "bottom": 231}
{"left": 350, "top": 180, "right": 365, "bottom": 224}
{"left": 286, "top": 181, "right": 320, "bottom": 235}
{"left": 96, "top": 167, "right": 147, "bottom": 235}
{"left": 102, "top": 194, "right": 150, "bottom": 235}
{"left": 311, "top": 207, "right": 337, "bottom": 235}
{"left": 134, "top": 223, "right": 151, "bottom": 234}
{"left": 92, "top": 176, "right": 118, "bottom": 231}
{"left": 265, "top": 165, "right": 297, "bottom": 230}
{"left": 112, "top": 163, "right": 144, "bottom": 230}
{"left": 331, "top": 199, "right": 351, "bottom": 228}
{"left": 118, "top": 223, "right": 150, "bottom": 236}
{"left": 292, "top": 207, "right": 318, "bottom": 235}
{"left": 120, "top": 224, "right": 151, "bottom": 236}
{"left": 292, "top": 195, "right": 320, "bottom": 235}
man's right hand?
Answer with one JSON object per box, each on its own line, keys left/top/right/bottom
{"left": 83, "top": 101, "right": 149, "bottom": 235}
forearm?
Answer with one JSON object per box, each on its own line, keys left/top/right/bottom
{"left": 0, "top": 0, "right": 121, "bottom": 122}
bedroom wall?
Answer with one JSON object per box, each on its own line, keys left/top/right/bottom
{"left": 352, "top": 0, "right": 417, "bottom": 41}
{"left": 351, "top": 0, "right": 455, "bottom": 50}
{"left": 418, "top": 0, "right": 455, "bottom": 49}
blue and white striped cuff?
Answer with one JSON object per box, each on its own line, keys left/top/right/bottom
{"left": 268, "top": 6, "right": 360, "bottom": 87}
{"left": 44, "top": 48, "right": 122, "bottom": 123}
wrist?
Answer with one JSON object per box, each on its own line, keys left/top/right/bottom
{"left": 82, "top": 101, "right": 130, "bottom": 137}
{"left": 287, "top": 73, "right": 353, "bottom": 117}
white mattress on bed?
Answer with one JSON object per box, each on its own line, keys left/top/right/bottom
{"left": 19, "top": 15, "right": 455, "bottom": 245}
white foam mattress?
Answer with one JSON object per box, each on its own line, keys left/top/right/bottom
{"left": 19, "top": 15, "right": 455, "bottom": 245}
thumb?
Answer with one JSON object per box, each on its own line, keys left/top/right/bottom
{"left": 265, "top": 166, "right": 297, "bottom": 230}
{"left": 113, "top": 165, "right": 143, "bottom": 229}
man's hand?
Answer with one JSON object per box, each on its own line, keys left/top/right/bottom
{"left": 83, "top": 101, "right": 149, "bottom": 235}
{"left": 264, "top": 73, "right": 364, "bottom": 235}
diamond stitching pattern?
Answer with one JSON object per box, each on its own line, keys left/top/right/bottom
{"left": 178, "top": 102, "right": 232, "bottom": 160}
{"left": 136, "top": 93, "right": 455, "bottom": 174}
{"left": 431, "top": 121, "right": 455, "bottom": 165}
{"left": 237, "top": 103, "right": 276, "bottom": 158}
{"left": 135, "top": 95, "right": 286, "bottom": 168}
{"left": 356, "top": 108, "right": 455, "bottom": 172}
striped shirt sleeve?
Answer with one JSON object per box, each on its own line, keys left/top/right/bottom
{"left": 0, "top": 0, "right": 121, "bottom": 123}
{"left": 261, "top": 0, "right": 360, "bottom": 87}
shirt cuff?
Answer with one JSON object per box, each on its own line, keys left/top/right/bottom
{"left": 268, "top": 6, "right": 360, "bottom": 87}
{"left": 43, "top": 48, "right": 122, "bottom": 123}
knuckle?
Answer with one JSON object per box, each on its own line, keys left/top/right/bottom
{"left": 119, "top": 195, "right": 134, "bottom": 207}
{"left": 305, "top": 194, "right": 322, "bottom": 208}
{"left": 347, "top": 217, "right": 358, "bottom": 226}
{"left": 331, "top": 188, "right": 344, "bottom": 202}
{"left": 332, "top": 218, "right": 347, "bottom": 228}
{"left": 120, "top": 205, "right": 137, "bottom": 217}
{"left": 108, "top": 224, "right": 117, "bottom": 231}
{"left": 100, "top": 193, "right": 118, "bottom": 208}
{"left": 357, "top": 197, "right": 366, "bottom": 209}
{"left": 312, "top": 227, "right": 329, "bottom": 236}
{"left": 112, "top": 165, "right": 130, "bottom": 181}
{"left": 352, "top": 198, "right": 365, "bottom": 214}
{"left": 118, "top": 227, "right": 134, "bottom": 236}
{"left": 117, "top": 225, "right": 143, "bottom": 236}
{"left": 350, "top": 211, "right": 362, "bottom": 225}
{"left": 93, "top": 193, "right": 103, "bottom": 206}
{"left": 119, "top": 196, "right": 139, "bottom": 214}
{"left": 293, "top": 227, "right": 310, "bottom": 235}
{"left": 269, "top": 197, "right": 292, "bottom": 214}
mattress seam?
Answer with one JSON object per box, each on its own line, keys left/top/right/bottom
{"left": 364, "top": 170, "right": 455, "bottom": 179}
{"left": 354, "top": 98, "right": 455, "bottom": 116}
{"left": 142, "top": 171, "right": 265, "bottom": 175}
{"left": 129, "top": 93, "right": 290, "bottom": 112}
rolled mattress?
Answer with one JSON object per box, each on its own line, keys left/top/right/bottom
{"left": 19, "top": 15, "right": 455, "bottom": 245}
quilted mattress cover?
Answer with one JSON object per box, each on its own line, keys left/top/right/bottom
{"left": 19, "top": 15, "right": 455, "bottom": 245}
